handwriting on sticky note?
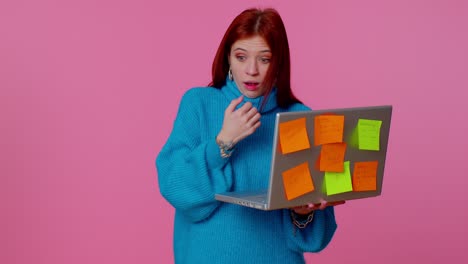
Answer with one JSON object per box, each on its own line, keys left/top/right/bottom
{"left": 353, "top": 161, "right": 378, "bottom": 191}
{"left": 319, "top": 143, "right": 347, "bottom": 172}
{"left": 282, "top": 162, "right": 315, "bottom": 201}
{"left": 279, "top": 117, "right": 311, "bottom": 154}
{"left": 324, "top": 161, "right": 353, "bottom": 195}
{"left": 357, "top": 119, "right": 382, "bottom": 151}
{"left": 314, "top": 115, "right": 344, "bottom": 146}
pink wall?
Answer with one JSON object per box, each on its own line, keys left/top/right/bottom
{"left": 1, "top": 0, "right": 467, "bottom": 263}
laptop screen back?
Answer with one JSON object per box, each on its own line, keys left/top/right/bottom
{"left": 265, "top": 105, "right": 392, "bottom": 210}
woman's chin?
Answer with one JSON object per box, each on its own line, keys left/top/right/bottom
{"left": 241, "top": 91, "right": 262, "bottom": 99}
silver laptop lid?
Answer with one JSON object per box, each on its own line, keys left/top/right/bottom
{"left": 265, "top": 105, "right": 392, "bottom": 210}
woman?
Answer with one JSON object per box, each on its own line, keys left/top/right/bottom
{"left": 157, "top": 8, "right": 341, "bottom": 264}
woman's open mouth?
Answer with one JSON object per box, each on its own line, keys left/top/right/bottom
{"left": 244, "top": 82, "right": 259, "bottom": 91}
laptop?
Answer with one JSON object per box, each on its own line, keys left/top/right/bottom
{"left": 215, "top": 105, "right": 392, "bottom": 210}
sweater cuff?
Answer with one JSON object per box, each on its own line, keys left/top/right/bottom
{"left": 206, "top": 139, "right": 230, "bottom": 169}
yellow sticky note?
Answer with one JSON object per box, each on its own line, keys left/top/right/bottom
{"left": 282, "top": 162, "right": 315, "bottom": 201}
{"left": 279, "top": 117, "right": 311, "bottom": 154}
{"left": 319, "top": 143, "right": 347, "bottom": 172}
{"left": 353, "top": 161, "right": 378, "bottom": 191}
{"left": 314, "top": 115, "right": 344, "bottom": 146}
{"left": 324, "top": 161, "right": 353, "bottom": 195}
{"left": 357, "top": 119, "right": 382, "bottom": 151}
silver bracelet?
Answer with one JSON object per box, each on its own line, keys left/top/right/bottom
{"left": 290, "top": 210, "right": 315, "bottom": 229}
{"left": 215, "top": 137, "right": 235, "bottom": 158}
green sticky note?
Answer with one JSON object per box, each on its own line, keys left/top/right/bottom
{"left": 324, "top": 161, "right": 353, "bottom": 195}
{"left": 357, "top": 119, "right": 382, "bottom": 151}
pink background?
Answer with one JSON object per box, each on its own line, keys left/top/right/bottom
{"left": 1, "top": 0, "right": 467, "bottom": 263}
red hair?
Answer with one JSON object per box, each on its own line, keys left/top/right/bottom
{"left": 209, "top": 8, "right": 302, "bottom": 108}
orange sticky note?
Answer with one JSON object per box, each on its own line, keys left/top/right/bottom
{"left": 282, "top": 162, "right": 315, "bottom": 201}
{"left": 352, "top": 161, "right": 378, "bottom": 191}
{"left": 279, "top": 117, "right": 311, "bottom": 154}
{"left": 314, "top": 115, "right": 345, "bottom": 146}
{"left": 319, "top": 143, "right": 347, "bottom": 172}
{"left": 315, "top": 153, "right": 321, "bottom": 171}
{"left": 277, "top": 138, "right": 283, "bottom": 153}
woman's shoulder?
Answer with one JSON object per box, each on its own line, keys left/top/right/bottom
{"left": 184, "top": 86, "right": 222, "bottom": 96}
{"left": 178, "top": 86, "right": 223, "bottom": 106}
{"left": 181, "top": 86, "right": 223, "bottom": 101}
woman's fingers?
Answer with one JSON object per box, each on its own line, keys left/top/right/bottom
{"left": 237, "top": 101, "right": 252, "bottom": 114}
{"left": 221, "top": 98, "right": 263, "bottom": 144}
{"left": 247, "top": 112, "right": 261, "bottom": 127}
{"left": 318, "top": 199, "right": 327, "bottom": 210}
{"left": 304, "top": 200, "right": 346, "bottom": 210}
{"left": 245, "top": 106, "right": 259, "bottom": 121}
{"left": 293, "top": 199, "right": 346, "bottom": 214}
{"left": 293, "top": 205, "right": 314, "bottom": 215}
{"left": 330, "top": 200, "right": 346, "bottom": 206}
{"left": 225, "top": 95, "right": 244, "bottom": 113}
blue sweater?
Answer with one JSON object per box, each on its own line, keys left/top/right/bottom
{"left": 156, "top": 78, "right": 337, "bottom": 264}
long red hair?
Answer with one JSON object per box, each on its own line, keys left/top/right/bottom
{"left": 209, "top": 8, "right": 302, "bottom": 108}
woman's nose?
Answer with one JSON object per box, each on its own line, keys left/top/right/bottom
{"left": 245, "top": 59, "right": 259, "bottom": 76}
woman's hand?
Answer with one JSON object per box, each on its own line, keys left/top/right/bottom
{"left": 217, "top": 95, "right": 261, "bottom": 144}
{"left": 292, "top": 200, "right": 346, "bottom": 215}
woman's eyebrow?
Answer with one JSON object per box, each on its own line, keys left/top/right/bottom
{"left": 232, "top": 47, "right": 247, "bottom": 52}
{"left": 232, "top": 47, "right": 271, "bottom": 53}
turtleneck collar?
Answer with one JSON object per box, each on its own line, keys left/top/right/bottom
{"left": 221, "top": 76, "right": 278, "bottom": 113}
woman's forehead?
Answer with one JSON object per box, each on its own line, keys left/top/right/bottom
{"left": 231, "top": 36, "right": 271, "bottom": 52}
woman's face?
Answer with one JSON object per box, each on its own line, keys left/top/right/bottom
{"left": 229, "top": 35, "right": 272, "bottom": 98}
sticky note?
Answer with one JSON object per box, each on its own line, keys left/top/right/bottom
{"left": 282, "top": 162, "right": 315, "bottom": 201}
{"left": 279, "top": 117, "right": 311, "bottom": 154}
{"left": 319, "top": 143, "right": 347, "bottom": 172}
{"left": 315, "top": 153, "right": 321, "bottom": 171}
{"left": 353, "top": 161, "right": 378, "bottom": 191}
{"left": 324, "top": 161, "right": 353, "bottom": 195}
{"left": 314, "top": 115, "right": 345, "bottom": 146}
{"left": 357, "top": 119, "right": 382, "bottom": 151}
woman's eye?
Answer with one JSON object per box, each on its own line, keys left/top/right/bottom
{"left": 236, "top": 56, "right": 246, "bottom": 61}
{"left": 260, "top": 58, "right": 271, "bottom": 64}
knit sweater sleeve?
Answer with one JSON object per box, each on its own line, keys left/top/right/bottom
{"left": 283, "top": 207, "right": 337, "bottom": 253}
{"left": 156, "top": 89, "right": 233, "bottom": 223}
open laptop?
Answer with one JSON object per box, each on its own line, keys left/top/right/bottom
{"left": 215, "top": 105, "right": 392, "bottom": 210}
